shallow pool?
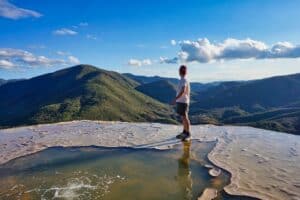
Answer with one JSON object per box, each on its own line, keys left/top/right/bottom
{"left": 0, "top": 140, "right": 257, "bottom": 200}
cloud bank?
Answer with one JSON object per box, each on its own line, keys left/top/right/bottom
{"left": 0, "top": 0, "right": 42, "bottom": 19}
{"left": 0, "top": 59, "right": 14, "bottom": 69}
{"left": 161, "top": 38, "right": 300, "bottom": 64}
{"left": 128, "top": 59, "right": 152, "bottom": 67}
{"left": 0, "top": 48, "right": 80, "bottom": 69}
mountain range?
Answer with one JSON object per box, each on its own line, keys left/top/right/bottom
{"left": 0, "top": 65, "right": 299, "bottom": 135}
{"left": 130, "top": 72, "right": 300, "bottom": 134}
{"left": 190, "top": 74, "right": 300, "bottom": 134}
{"left": 126, "top": 71, "right": 300, "bottom": 134}
{"left": 0, "top": 65, "right": 176, "bottom": 128}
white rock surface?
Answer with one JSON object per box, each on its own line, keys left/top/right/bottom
{"left": 198, "top": 188, "right": 218, "bottom": 200}
{"left": 0, "top": 120, "right": 299, "bottom": 200}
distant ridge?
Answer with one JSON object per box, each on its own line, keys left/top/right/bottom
{"left": 189, "top": 73, "right": 300, "bottom": 134}
{"left": 127, "top": 72, "right": 300, "bottom": 134}
{"left": 123, "top": 73, "right": 217, "bottom": 93}
{"left": 192, "top": 73, "right": 300, "bottom": 110}
{"left": 136, "top": 80, "right": 177, "bottom": 103}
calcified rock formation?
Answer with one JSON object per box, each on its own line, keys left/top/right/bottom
{"left": 0, "top": 120, "right": 299, "bottom": 200}
{"left": 198, "top": 188, "right": 218, "bottom": 200}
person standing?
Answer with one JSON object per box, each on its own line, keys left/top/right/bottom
{"left": 172, "top": 65, "right": 191, "bottom": 141}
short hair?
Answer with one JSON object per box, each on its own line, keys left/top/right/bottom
{"left": 179, "top": 65, "right": 187, "bottom": 75}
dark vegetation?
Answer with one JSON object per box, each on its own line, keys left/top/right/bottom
{"left": 126, "top": 72, "right": 300, "bottom": 135}
{"left": 1, "top": 65, "right": 299, "bottom": 135}
{"left": 0, "top": 65, "right": 176, "bottom": 128}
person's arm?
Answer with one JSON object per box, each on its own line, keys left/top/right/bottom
{"left": 171, "top": 85, "right": 187, "bottom": 105}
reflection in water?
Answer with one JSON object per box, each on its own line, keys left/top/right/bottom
{"left": 0, "top": 142, "right": 259, "bottom": 200}
{"left": 178, "top": 140, "right": 192, "bottom": 200}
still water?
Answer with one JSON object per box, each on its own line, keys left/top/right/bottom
{"left": 0, "top": 140, "right": 257, "bottom": 200}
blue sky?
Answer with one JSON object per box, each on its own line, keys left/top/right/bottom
{"left": 0, "top": 0, "right": 300, "bottom": 82}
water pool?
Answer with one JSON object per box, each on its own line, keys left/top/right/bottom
{"left": 0, "top": 140, "right": 257, "bottom": 200}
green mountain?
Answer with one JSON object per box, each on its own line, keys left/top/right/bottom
{"left": 135, "top": 79, "right": 200, "bottom": 104}
{"left": 189, "top": 73, "right": 300, "bottom": 135}
{"left": 123, "top": 73, "right": 179, "bottom": 85}
{"left": 0, "top": 65, "right": 176, "bottom": 128}
{"left": 136, "top": 80, "right": 177, "bottom": 103}
{"left": 193, "top": 74, "right": 300, "bottom": 111}
{"left": 124, "top": 72, "right": 300, "bottom": 134}
{"left": 2, "top": 65, "right": 299, "bottom": 134}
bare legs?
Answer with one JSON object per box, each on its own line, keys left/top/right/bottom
{"left": 176, "top": 113, "right": 191, "bottom": 140}
{"left": 181, "top": 114, "right": 191, "bottom": 134}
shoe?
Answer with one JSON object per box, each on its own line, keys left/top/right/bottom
{"left": 176, "top": 132, "right": 185, "bottom": 139}
{"left": 176, "top": 130, "right": 190, "bottom": 140}
{"left": 176, "top": 131, "right": 187, "bottom": 139}
{"left": 181, "top": 132, "right": 191, "bottom": 141}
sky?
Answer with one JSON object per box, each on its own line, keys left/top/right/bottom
{"left": 0, "top": 0, "right": 300, "bottom": 82}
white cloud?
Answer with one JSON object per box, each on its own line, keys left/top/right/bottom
{"left": 53, "top": 28, "right": 77, "bottom": 36}
{"left": 161, "top": 38, "right": 300, "bottom": 64}
{"left": 68, "top": 56, "right": 80, "bottom": 65}
{"left": 142, "top": 59, "right": 152, "bottom": 65}
{"left": 171, "top": 40, "right": 177, "bottom": 46}
{"left": 0, "top": 0, "right": 42, "bottom": 19}
{"left": 0, "top": 48, "right": 79, "bottom": 68}
{"left": 159, "top": 56, "right": 178, "bottom": 64}
{"left": 128, "top": 59, "right": 142, "bottom": 67}
{"left": 0, "top": 59, "right": 14, "bottom": 69}
{"left": 57, "top": 52, "right": 80, "bottom": 64}
{"left": 86, "top": 34, "right": 97, "bottom": 40}
{"left": 24, "top": 55, "right": 65, "bottom": 66}
{"left": 128, "top": 59, "right": 152, "bottom": 67}
{"left": 56, "top": 51, "right": 70, "bottom": 56}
